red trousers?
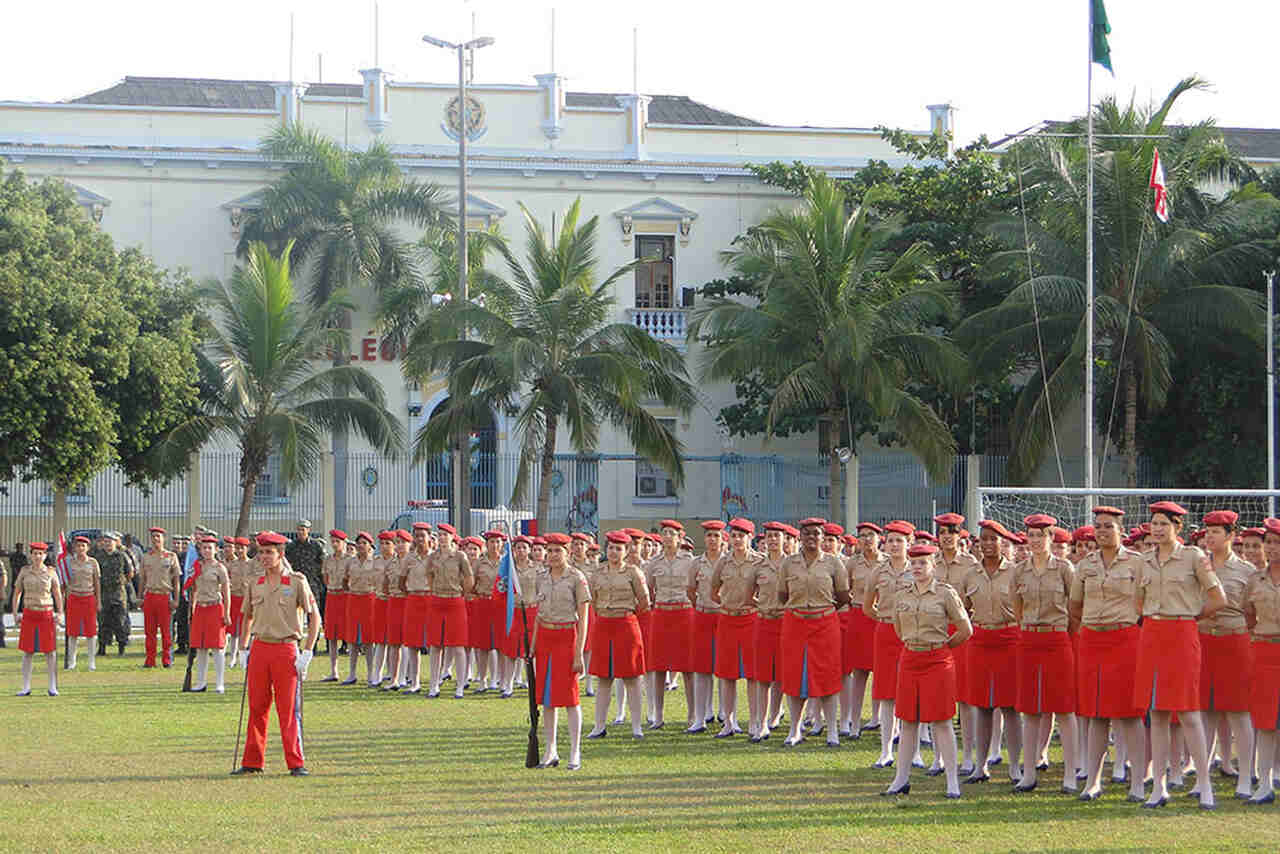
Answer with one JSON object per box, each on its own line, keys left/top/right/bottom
{"left": 241, "top": 640, "right": 304, "bottom": 771}
{"left": 143, "top": 592, "right": 173, "bottom": 666}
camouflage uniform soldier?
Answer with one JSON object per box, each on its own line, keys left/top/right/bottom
{"left": 286, "top": 520, "right": 326, "bottom": 618}
{"left": 92, "top": 531, "right": 134, "bottom": 655}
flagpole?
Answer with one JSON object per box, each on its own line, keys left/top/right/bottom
{"left": 1085, "top": 0, "right": 1097, "bottom": 496}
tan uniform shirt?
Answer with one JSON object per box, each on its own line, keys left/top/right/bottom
{"left": 512, "top": 560, "right": 540, "bottom": 607}
{"left": 938, "top": 551, "right": 979, "bottom": 593}
{"left": 428, "top": 551, "right": 473, "bottom": 598}
{"left": 754, "top": 554, "right": 787, "bottom": 619}
{"left": 1013, "top": 555, "right": 1075, "bottom": 628}
{"left": 17, "top": 563, "right": 57, "bottom": 610}
{"left": 646, "top": 553, "right": 693, "bottom": 605}
{"left": 536, "top": 568, "right": 591, "bottom": 623}
{"left": 778, "top": 551, "right": 849, "bottom": 611}
{"left": 1070, "top": 547, "right": 1144, "bottom": 626}
{"left": 472, "top": 555, "right": 501, "bottom": 600}
{"left": 387, "top": 555, "right": 409, "bottom": 598}
{"left": 402, "top": 551, "right": 432, "bottom": 594}
{"left": 711, "top": 552, "right": 763, "bottom": 614}
{"left": 846, "top": 551, "right": 882, "bottom": 607}
{"left": 1139, "top": 543, "right": 1222, "bottom": 618}
{"left": 894, "top": 579, "right": 970, "bottom": 648}
{"left": 1199, "top": 554, "right": 1255, "bottom": 634}
{"left": 322, "top": 554, "right": 349, "bottom": 593}
{"left": 345, "top": 554, "right": 379, "bottom": 595}
{"left": 229, "top": 559, "right": 256, "bottom": 598}
{"left": 140, "top": 549, "right": 180, "bottom": 594}
{"left": 66, "top": 556, "right": 100, "bottom": 596}
{"left": 371, "top": 555, "right": 395, "bottom": 599}
{"left": 962, "top": 559, "right": 1016, "bottom": 627}
{"left": 591, "top": 564, "right": 648, "bottom": 615}
{"left": 1244, "top": 570, "right": 1280, "bottom": 636}
{"left": 867, "top": 558, "right": 911, "bottom": 622}
{"left": 687, "top": 554, "right": 722, "bottom": 613}
{"left": 246, "top": 569, "right": 315, "bottom": 642}
{"left": 191, "top": 560, "right": 230, "bottom": 606}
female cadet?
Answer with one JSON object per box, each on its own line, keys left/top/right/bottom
{"left": 497, "top": 535, "right": 538, "bottom": 696}
{"left": 368, "top": 531, "right": 397, "bottom": 686}
{"left": 586, "top": 531, "right": 649, "bottom": 739}
{"left": 1067, "top": 506, "right": 1148, "bottom": 802}
{"left": 531, "top": 532, "right": 591, "bottom": 769}
{"left": 64, "top": 535, "right": 101, "bottom": 671}
{"left": 1133, "top": 500, "right": 1226, "bottom": 810}
{"left": 427, "top": 525, "right": 474, "bottom": 698}
{"left": 399, "top": 523, "right": 434, "bottom": 693}
{"left": 882, "top": 543, "right": 972, "bottom": 798}
{"left": 1010, "top": 513, "right": 1080, "bottom": 794}
{"left": 959, "top": 520, "right": 1022, "bottom": 783}
{"left": 935, "top": 513, "right": 979, "bottom": 775}
{"left": 11, "top": 542, "right": 63, "bottom": 696}
{"left": 710, "top": 518, "right": 762, "bottom": 739}
{"left": 227, "top": 536, "right": 253, "bottom": 667}
{"left": 1197, "top": 509, "right": 1256, "bottom": 801}
{"left": 840, "top": 523, "right": 881, "bottom": 739}
{"left": 1243, "top": 517, "right": 1280, "bottom": 803}
{"left": 232, "top": 531, "right": 321, "bottom": 777}
{"left": 319, "top": 530, "right": 349, "bottom": 681}
{"left": 469, "top": 531, "right": 505, "bottom": 693}
{"left": 865, "top": 520, "right": 916, "bottom": 767}
{"left": 382, "top": 529, "right": 411, "bottom": 691}
{"left": 749, "top": 522, "right": 789, "bottom": 741}
{"left": 1240, "top": 527, "right": 1267, "bottom": 572}
{"left": 341, "top": 531, "right": 377, "bottom": 686}
{"left": 685, "top": 520, "right": 726, "bottom": 732}
{"left": 777, "top": 518, "right": 850, "bottom": 748}
{"left": 645, "top": 520, "right": 695, "bottom": 730}
{"left": 186, "top": 535, "right": 232, "bottom": 693}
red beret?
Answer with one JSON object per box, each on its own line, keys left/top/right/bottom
{"left": 1150, "top": 500, "right": 1188, "bottom": 517}
{"left": 1050, "top": 526, "right": 1072, "bottom": 544}
{"left": 483, "top": 529, "right": 508, "bottom": 540}
{"left": 780, "top": 524, "right": 800, "bottom": 537}
{"left": 377, "top": 531, "right": 396, "bottom": 541}
{"left": 728, "top": 517, "right": 755, "bottom": 535}
{"left": 235, "top": 537, "right": 252, "bottom": 546}
{"left": 644, "top": 532, "right": 661, "bottom": 543}
{"left": 436, "top": 523, "right": 457, "bottom": 536}
{"left": 570, "top": 532, "right": 593, "bottom": 543}
{"left": 329, "top": 529, "right": 348, "bottom": 540}
{"left": 605, "top": 531, "right": 631, "bottom": 545}
{"left": 933, "top": 512, "right": 965, "bottom": 527}
{"left": 512, "top": 535, "right": 533, "bottom": 545}
{"left": 587, "top": 542, "right": 601, "bottom": 551}
{"left": 1011, "top": 532, "right": 1028, "bottom": 545}
{"left": 1139, "top": 523, "right": 1152, "bottom": 534}
{"left": 460, "top": 536, "right": 481, "bottom": 548}
{"left": 544, "top": 533, "right": 571, "bottom": 546}
{"left": 660, "top": 519, "right": 684, "bottom": 531}
{"left": 1092, "top": 505, "right": 1124, "bottom": 517}
{"left": 978, "top": 519, "right": 1006, "bottom": 535}
{"left": 883, "top": 520, "right": 915, "bottom": 536}
{"left": 700, "top": 520, "right": 726, "bottom": 531}
{"left": 907, "top": 543, "right": 938, "bottom": 557}
{"left": 1189, "top": 529, "right": 1206, "bottom": 542}
{"left": 622, "top": 527, "right": 645, "bottom": 539}
{"left": 395, "top": 529, "right": 412, "bottom": 542}
{"left": 856, "top": 522, "right": 883, "bottom": 534}
{"left": 960, "top": 529, "right": 972, "bottom": 538}
{"left": 1242, "top": 527, "right": 1266, "bottom": 539}
{"left": 411, "top": 522, "right": 432, "bottom": 532}
{"left": 1264, "top": 518, "right": 1280, "bottom": 537}
{"left": 149, "top": 527, "right": 166, "bottom": 534}
{"left": 29, "top": 542, "right": 49, "bottom": 552}
{"left": 257, "top": 532, "right": 288, "bottom": 547}
{"left": 531, "top": 536, "right": 547, "bottom": 546}
{"left": 841, "top": 534, "right": 857, "bottom": 545}
{"left": 913, "top": 530, "right": 937, "bottom": 543}
{"left": 798, "top": 517, "right": 827, "bottom": 528}
{"left": 73, "top": 535, "right": 90, "bottom": 544}
{"left": 1072, "top": 526, "right": 1096, "bottom": 543}
{"left": 355, "top": 531, "right": 374, "bottom": 544}
{"left": 821, "top": 522, "right": 844, "bottom": 537}
{"left": 1023, "top": 513, "right": 1056, "bottom": 529}
{"left": 198, "top": 535, "right": 219, "bottom": 544}
{"left": 762, "top": 521, "right": 788, "bottom": 533}
{"left": 1202, "top": 509, "right": 1239, "bottom": 528}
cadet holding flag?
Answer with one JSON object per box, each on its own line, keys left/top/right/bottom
{"left": 64, "top": 535, "right": 101, "bottom": 671}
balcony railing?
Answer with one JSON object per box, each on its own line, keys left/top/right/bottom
{"left": 626, "top": 308, "right": 688, "bottom": 349}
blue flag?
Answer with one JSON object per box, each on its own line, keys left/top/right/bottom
{"left": 182, "top": 541, "right": 198, "bottom": 585}
{"left": 496, "top": 540, "right": 516, "bottom": 634}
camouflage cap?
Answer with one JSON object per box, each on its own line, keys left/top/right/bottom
{"left": 102, "top": 529, "right": 123, "bottom": 540}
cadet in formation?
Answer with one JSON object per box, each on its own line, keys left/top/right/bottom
{"left": 11, "top": 542, "right": 64, "bottom": 696}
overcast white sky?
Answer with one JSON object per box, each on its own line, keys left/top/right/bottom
{"left": 4, "top": 0, "right": 1276, "bottom": 145}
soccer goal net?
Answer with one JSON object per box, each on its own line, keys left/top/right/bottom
{"left": 978, "top": 487, "right": 1280, "bottom": 532}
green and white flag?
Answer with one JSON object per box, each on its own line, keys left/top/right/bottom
{"left": 1092, "top": 0, "right": 1113, "bottom": 73}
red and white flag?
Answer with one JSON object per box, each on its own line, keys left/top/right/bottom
{"left": 55, "top": 530, "right": 70, "bottom": 589}
{"left": 1149, "top": 148, "right": 1170, "bottom": 223}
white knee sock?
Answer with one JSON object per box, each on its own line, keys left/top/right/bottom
{"left": 67, "top": 639, "right": 78, "bottom": 670}
{"left": 87, "top": 640, "right": 96, "bottom": 671}
{"left": 46, "top": 654, "right": 57, "bottom": 693}
{"left": 20, "top": 654, "right": 33, "bottom": 693}
{"left": 195, "top": 649, "right": 209, "bottom": 688}
{"left": 214, "top": 649, "right": 227, "bottom": 691}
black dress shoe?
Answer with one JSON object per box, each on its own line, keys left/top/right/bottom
{"left": 881, "top": 784, "right": 910, "bottom": 796}
{"left": 944, "top": 792, "right": 961, "bottom": 799}
{"left": 536, "top": 759, "right": 559, "bottom": 769}
{"left": 289, "top": 766, "right": 310, "bottom": 777}
{"left": 925, "top": 766, "right": 945, "bottom": 777}
{"left": 1126, "top": 793, "right": 1144, "bottom": 803}
{"left": 1247, "top": 792, "right": 1276, "bottom": 805}
{"left": 1141, "top": 797, "right": 1168, "bottom": 809}
{"left": 231, "top": 766, "right": 263, "bottom": 776}
{"left": 963, "top": 773, "right": 990, "bottom": 784}
{"left": 1079, "top": 791, "right": 1101, "bottom": 802}
{"left": 190, "top": 686, "right": 207, "bottom": 693}
{"left": 1036, "top": 761, "right": 1049, "bottom": 771}
{"left": 1013, "top": 781, "right": 1038, "bottom": 793}
{"left": 586, "top": 729, "right": 608, "bottom": 739}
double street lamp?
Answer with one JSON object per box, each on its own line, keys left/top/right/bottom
{"left": 423, "top": 33, "right": 494, "bottom": 535}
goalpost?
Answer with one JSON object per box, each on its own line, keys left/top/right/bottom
{"left": 977, "top": 487, "right": 1280, "bottom": 533}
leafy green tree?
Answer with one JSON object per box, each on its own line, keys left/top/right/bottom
{"left": 958, "top": 77, "right": 1279, "bottom": 484}
{"left": 405, "top": 200, "right": 696, "bottom": 529}
{"left": 690, "top": 172, "right": 964, "bottom": 517}
{"left": 0, "top": 165, "right": 201, "bottom": 495}
{"left": 154, "top": 242, "right": 404, "bottom": 535}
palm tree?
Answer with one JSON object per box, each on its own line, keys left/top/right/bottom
{"left": 155, "top": 242, "right": 404, "bottom": 536}
{"left": 689, "top": 172, "right": 964, "bottom": 518}
{"left": 404, "top": 199, "right": 697, "bottom": 529}
{"left": 957, "top": 77, "right": 1278, "bottom": 484}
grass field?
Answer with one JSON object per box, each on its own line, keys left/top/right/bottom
{"left": 0, "top": 639, "right": 1273, "bottom": 852}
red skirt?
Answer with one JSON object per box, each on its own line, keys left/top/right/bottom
{"left": 322, "top": 591, "right": 344, "bottom": 644}
{"left": 1249, "top": 640, "right": 1280, "bottom": 730}
{"left": 1016, "top": 629, "right": 1076, "bottom": 715}
{"left": 842, "top": 608, "right": 876, "bottom": 673}
{"left": 714, "top": 613, "right": 758, "bottom": 680}
{"left": 345, "top": 593, "right": 374, "bottom": 645}
{"left": 430, "top": 596, "right": 468, "bottom": 648}
{"left": 781, "top": 611, "right": 842, "bottom": 699}
{"left": 689, "top": 609, "right": 718, "bottom": 674}
{"left": 949, "top": 623, "right": 969, "bottom": 699}
{"left": 1076, "top": 624, "right": 1142, "bottom": 719}
{"left": 371, "top": 596, "right": 389, "bottom": 644}
{"left": 637, "top": 610, "right": 653, "bottom": 664}
{"left": 963, "top": 625, "right": 1019, "bottom": 709}
{"left": 895, "top": 647, "right": 957, "bottom": 723}
{"left": 190, "top": 602, "right": 228, "bottom": 649}
{"left": 589, "top": 613, "right": 646, "bottom": 679}
{"left": 648, "top": 607, "right": 693, "bottom": 673}
{"left": 18, "top": 609, "right": 55, "bottom": 654}
{"left": 469, "top": 596, "right": 496, "bottom": 650}
{"left": 402, "top": 593, "right": 431, "bottom": 649}
{"left": 500, "top": 602, "right": 537, "bottom": 659}
{"left": 231, "top": 594, "right": 248, "bottom": 639}
{"left": 1134, "top": 618, "right": 1201, "bottom": 713}
{"left": 386, "top": 597, "right": 406, "bottom": 647}
{"left": 535, "top": 623, "right": 581, "bottom": 708}
{"left": 1200, "top": 631, "right": 1252, "bottom": 712}
{"left": 66, "top": 592, "right": 97, "bottom": 638}
{"left": 872, "top": 621, "right": 904, "bottom": 701}
{"left": 753, "top": 616, "right": 784, "bottom": 683}
{"left": 584, "top": 606, "right": 595, "bottom": 654}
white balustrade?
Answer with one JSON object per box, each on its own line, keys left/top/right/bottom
{"left": 625, "top": 308, "right": 688, "bottom": 348}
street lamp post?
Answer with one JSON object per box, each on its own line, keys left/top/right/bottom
{"left": 423, "top": 33, "right": 494, "bottom": 536}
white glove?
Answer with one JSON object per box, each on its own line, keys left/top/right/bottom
{"left": 296, "top": 649, "right": 313, "bottom": 679}
{"left": 239, "top": 649, "right": 249, "bottom": 668}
